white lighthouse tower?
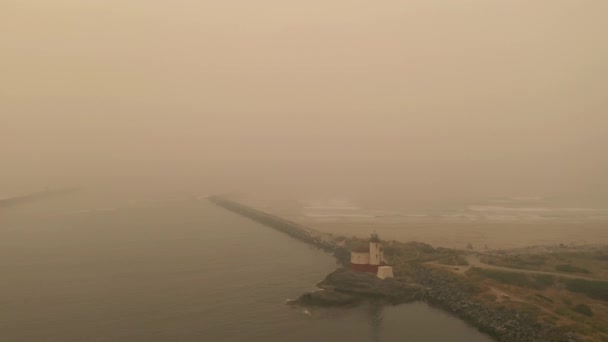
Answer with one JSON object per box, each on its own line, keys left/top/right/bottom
{"left": 369, "top": 233, "right": 383, "bottom": 266}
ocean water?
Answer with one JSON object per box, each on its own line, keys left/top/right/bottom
{"left": 0, "top": 198, "right": 492, "bottom": 341}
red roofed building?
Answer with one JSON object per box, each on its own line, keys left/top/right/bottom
{"left": 350, "top": 233, "right": 386, "bottom": 273}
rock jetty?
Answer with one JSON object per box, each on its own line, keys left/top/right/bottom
{"left": 208, "top": 196, "right": 350, "bottom": 264}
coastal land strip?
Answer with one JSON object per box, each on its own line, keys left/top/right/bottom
{"left": 209, "top": 196, "right": 608, "bottom": 342}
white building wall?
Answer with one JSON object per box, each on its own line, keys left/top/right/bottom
{"left": 377, "top": 266, "right": 394, "bottom": 279}
{"left": 350, "top": 252, "right": 370, "bottom": 264}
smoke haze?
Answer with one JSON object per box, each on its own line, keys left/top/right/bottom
{"left": 2, "top": 0, "right": 607, "bottom": 205}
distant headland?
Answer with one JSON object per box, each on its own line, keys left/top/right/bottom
{"left": 0, "top": 187, "right": 79, "bottom": 208}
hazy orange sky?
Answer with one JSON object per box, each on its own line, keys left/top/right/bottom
{"left": 2, "top": 1, "right": 607, "bottom": 202}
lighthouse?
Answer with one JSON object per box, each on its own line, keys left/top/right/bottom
{"left": 350, "top": 233, "right": 393, "bottom": 278}
{"left": 369, "top": 233, "right": 382, "bottom": 266}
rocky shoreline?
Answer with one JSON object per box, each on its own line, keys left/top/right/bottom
{"left": 290, "top": 268, "right": 424, "bottom": 307}
{"left": 411, "top": 265, "right": 580, "bottom": 342}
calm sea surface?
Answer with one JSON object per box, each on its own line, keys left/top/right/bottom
{"left": 1, "top": 198, "right": 492, "bottom": 341}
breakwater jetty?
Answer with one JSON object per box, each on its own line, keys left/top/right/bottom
{"left": 208, "top": 196, "right": 350, "bottom": 265}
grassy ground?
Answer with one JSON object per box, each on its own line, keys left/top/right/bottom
{"left": 480, "top": 249, "right": 608, "bottom": 279}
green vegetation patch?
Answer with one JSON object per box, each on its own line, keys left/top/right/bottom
{"left": 479, "top": 254, "right": 549, "bottom": 271}
{"left": 555, "top": 264, "right": 591, "bottom": 274}
{"left": 572, "top": 303, "right": 594, "bottom": 317}
{"left": 467, "top": 267, "right": 555, "bottom": 290}
{"left": 564, "top": 279, "right": 608, "bottom": 301}
{"left": 437, "top": 254, "right": 469, "bottom": 266}
{"left": 382, "top": 244, "right": 402, "bottom": 257}
{"left": 535, "top": 294, "right": 554, "bottom": 303}
{"left": 404, "top": 241, "right": 437, "bottom": 254}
